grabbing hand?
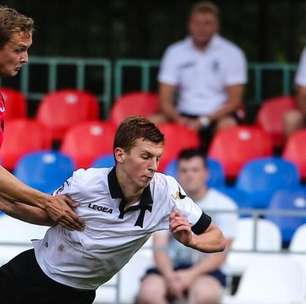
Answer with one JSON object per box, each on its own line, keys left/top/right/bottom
{"left": 170, "top": 210, "right": 192, "bottom": 246}
{"left": 45, "top": 195, "right": 85, "bottom": 231}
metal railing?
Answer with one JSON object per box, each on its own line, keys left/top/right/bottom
{"left": 249, "top": 62, "right": 297, "bottom": 106}
{"left": 0, "top": 57, "right": 112, "bottom": 118}
{"left": 114, "top": 59, "right": 160, "bottom": 99}
{"left": 114, "top": 59, "right": 298, "bottom": 106}
{"left": 0, "top": 57, "right": 299, "bottom": 118}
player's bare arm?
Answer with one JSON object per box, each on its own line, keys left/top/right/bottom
{"left": 170, "top": 210, "right": 225, "bottom": 253}
{"left": 0, "top": 166, "right": 84, "bottom": 230}
{"left": 0, "top": 194, "right": 53, "bottom": 226}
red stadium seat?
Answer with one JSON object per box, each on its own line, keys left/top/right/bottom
{"left": 158, "top": 123, "right": 200, "bottom": 172}
{"left": 36, "top": 89, "right": 100, "bottom": 141}
{"left": 208, "top": 125, "right": 273, "bottom": 179}
{"left": 283, "top": 129, "right": 306, "bottom": 179}
{"left": 0, "top": 119, "right": 51, "bottom": 170}
{"left": 256, "top": 96, "right": 296, "bottom": 147}
{"left": 61, "top": 121, "right": 116, "bottom": 169}
{"left": 110, "top": 92, "right": 159, "bottom": 126}
{"left": 0, "top": 87, "right": 27, "bottom": 120}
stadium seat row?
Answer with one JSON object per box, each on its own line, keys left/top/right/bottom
{"left": 6, "top": 149, "right": 306, "bottom": 245}
{"left": 2, "top": 87, "right": 306, "bottom": 177}
{"left": 1, "top": 88, "right": 299, "bottom": 148}
{"left": 2, "top": 116, "right": 306, "bottom": 181}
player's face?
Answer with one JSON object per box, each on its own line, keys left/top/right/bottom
{"left": 0, "top": 31, "right": 32, "bottom": 77}
{"left": 188, "top": 12, "right": 218, "bottom": 47}
{"left": 178, "top": 156, "right": 207, "bottom": 195}
{"left": 117, "top": 138, "right": 164, "bottom": 189}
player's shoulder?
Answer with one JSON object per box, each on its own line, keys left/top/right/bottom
{"left": 71, "top": 167, "right": 111, "bottom": 190}
{"left": 152, "top": 172, "right": 180, "bottom": 193}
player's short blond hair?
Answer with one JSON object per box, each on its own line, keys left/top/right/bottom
{"left": 0, "top": 6, "right": 34, "bottom": 48}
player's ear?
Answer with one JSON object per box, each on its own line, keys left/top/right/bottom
{"left": 114, "top": 147, "right": 126, "bottom": 163}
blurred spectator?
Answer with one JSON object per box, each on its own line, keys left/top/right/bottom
{"left": 151, "top": 1, "right": 247, "bottom": 152}
{"left": 137, "top": 149, "right": 238, "bottom": 304}
{"left": 284, "top": 47, "right": 306, "bottom": 138}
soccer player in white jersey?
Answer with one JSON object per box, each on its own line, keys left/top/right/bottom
{"left": 0, "top": 116, "right": 225, "bottom": 304}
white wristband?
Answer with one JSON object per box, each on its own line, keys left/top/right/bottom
{"left": 199, "top": 116, "right": 210, "bottom": 127}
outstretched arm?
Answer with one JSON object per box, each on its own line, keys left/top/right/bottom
{"left": 170, "top": 210, "right": 225, "bottom": 253}
{"left": 0, "top": 194, "right": 53, "bottom": 226}
{"left": 0, "top": 166, "right": 84, "bottom": 230}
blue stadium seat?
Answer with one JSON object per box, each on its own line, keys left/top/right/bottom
{"left": 163, "top": 158, "right": 225, "bottom": 188}
{"left": 163, "top": 159, "right": 177, "bottom": 177}
{"left": 267, "top": 187, "right": 306, "bottom": 245}
{"left": 235, "top": 157, "right": 300, "bottom": 209}
{"left": 14, "top": 151, "right": 75, "bottom": 194}
{"left": 92, "top": 154, "right": 115, "bottom": 168}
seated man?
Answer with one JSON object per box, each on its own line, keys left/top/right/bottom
{"left": 284, "top": 46, "right": 306, "bottom": 138}
{"left": 151, "top": 1, "right": 247, "bottom": 151}
{"left": 138, "top": 149, "right": 238, "bottom": 304}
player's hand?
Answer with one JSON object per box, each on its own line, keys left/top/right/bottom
{"left": 44, "top": 195, "right": 85, "bottom": 230}
{"left": 170, "top": 210, "right": 192, "bottom": 246}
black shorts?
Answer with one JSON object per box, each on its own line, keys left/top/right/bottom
{"left": 0, "top": 249, "right": 96, "bottom": 304}
{"left": 143, "top": 262, "right": 226, "bottom": 287}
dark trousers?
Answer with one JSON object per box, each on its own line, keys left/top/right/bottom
{"left": 181, "top": 111, "right": 243, "bottom": 154}
{"left": 0, "top": 249, "right": 96, "bottom": 304}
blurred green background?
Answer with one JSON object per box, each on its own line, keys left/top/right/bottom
{"left": 1, "top": 0, "right": 306, "bottom": 62}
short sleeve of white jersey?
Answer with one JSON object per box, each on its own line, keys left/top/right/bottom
{"left": 223, "top": 48, "right": 248, "bottom": 86}
{"left": 53, "top": 169, "right": 86, "bottom": 199}
{"left": 158, "top": 47, "right": 180, "bottom": 86}
{"left": 295, "top": 47, "right": 306, "bottom": 86}
{"left": 166, "top": 176, "right": 211, "bottom": 234}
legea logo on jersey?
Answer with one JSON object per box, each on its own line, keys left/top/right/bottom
{"left": 88, "top": 203, "right": 113, "bottom": 214}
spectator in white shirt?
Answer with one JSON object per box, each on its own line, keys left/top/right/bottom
{"left": 151, "top": 1, "right": 247, "bottom": 152}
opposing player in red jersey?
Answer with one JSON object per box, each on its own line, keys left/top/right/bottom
{"left": 0, "top": 6, "right": 84, "bottom": 230}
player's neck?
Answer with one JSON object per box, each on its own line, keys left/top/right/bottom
{"left": 115, "top": 167, "right": 143, "bottom": 204}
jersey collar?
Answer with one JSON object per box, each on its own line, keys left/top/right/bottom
{"left": 108, "top": 166, "right": 153, "bottom": 228}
